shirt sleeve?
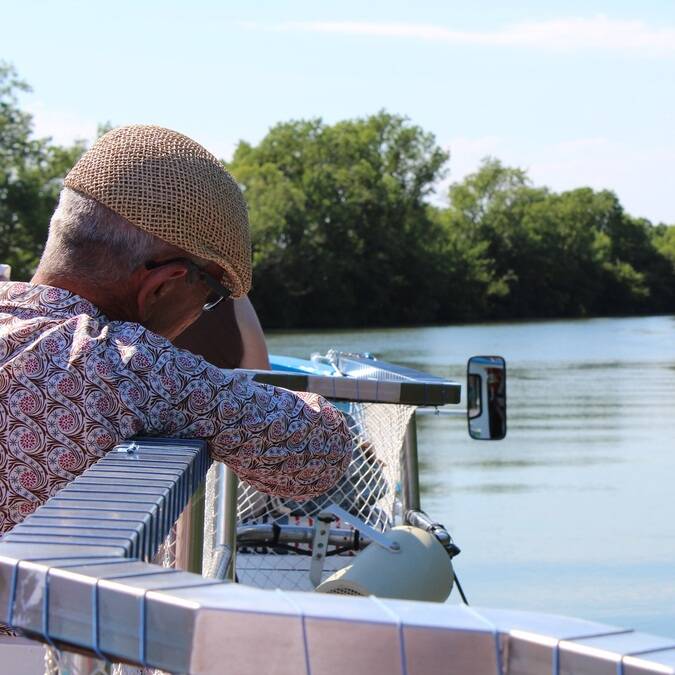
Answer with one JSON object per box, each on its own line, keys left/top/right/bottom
{"left": 115, "top": 327, "right": 353, "bottom": 500}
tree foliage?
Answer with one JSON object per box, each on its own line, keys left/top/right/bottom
{"left": 229, "top": 113, "right": 449, "bottom": 327}
{"left": 0, "top": 62, "right": 85, "bottom": 279}
{"left": 233, "top": 122, "right": 674, "bottom": 327}
{"left": 441, "top": 159, "right": 674, "bottom": 320}
{"left": 0, "top": 64, "right": 673, "bottom": 326}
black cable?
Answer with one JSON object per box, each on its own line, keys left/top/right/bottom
{"left": 271, "top": 543, "right": 313, "bottom": 556}
{"left": 454, "top": 571, "right": 469, "bottom": 605}
{"left": 326, "top": 546, "right": 355, "bottom": 556}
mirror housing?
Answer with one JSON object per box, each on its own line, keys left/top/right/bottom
{"left": 467, "top": 356, "right": 507, "bottom": 440}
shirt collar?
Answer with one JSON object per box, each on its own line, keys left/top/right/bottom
{"left": 0, "top": 282, "right": 108, "bottom": 321}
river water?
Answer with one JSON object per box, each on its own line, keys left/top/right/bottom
{"left": 267, "top": 315, "right": 675, "bottom": 637}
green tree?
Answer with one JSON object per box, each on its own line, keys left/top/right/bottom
{"left": 444, "top": 159, "right": 674, "bottom": 319}
{"left": 229, "top": 112, "right": 449, "bottom": 328}
{"left": 444, "top": 158, "right": 551, "bottom": 317}
{"left": 2, "top": 70, "right": 671, "bottom": 326}
{"left": 0, "top": 62, "right": 85, "bottom": 279}
{"left": 649, "top": 223, "right": 675, "bottom": 310}
{"left": 521, "top": 189, "right": 630, "bottom": 316}
{"left": 653, "top": 224, "right": 675, "bottom": 270}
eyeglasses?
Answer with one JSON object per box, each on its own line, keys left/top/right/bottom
{"left": 145, "top": 257, "right": 231, "bottom": 311}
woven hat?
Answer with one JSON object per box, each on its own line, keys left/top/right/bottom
{"left": 64, "top": 125, "right": 251, "bottom": 297}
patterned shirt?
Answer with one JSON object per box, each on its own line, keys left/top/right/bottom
{"left": 0, "top": 282, "right": 352, "bottom": 534}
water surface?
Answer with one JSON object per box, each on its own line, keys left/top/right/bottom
{"left": 267, "top": 315, "right": 675, "bottom": 636}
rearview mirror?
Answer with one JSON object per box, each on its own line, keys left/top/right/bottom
{"left": 467, "top": 356, "right": 507, "bottom": 440}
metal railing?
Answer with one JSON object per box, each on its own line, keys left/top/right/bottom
{"left": 1, "top": 365, "right": 674, "bottom": 674}
{"left": 1, "top": 436, "right": 675, "bottom": 673}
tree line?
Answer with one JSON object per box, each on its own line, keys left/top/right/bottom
{"left": 2, "top": 63, "right": 674, "bottom": 328}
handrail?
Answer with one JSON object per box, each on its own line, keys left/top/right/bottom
{"left": 238, "top": 368, "right": 461, "bottom": 406}
{"left": 1, "top": 439, "right": 675, "bottom": 673}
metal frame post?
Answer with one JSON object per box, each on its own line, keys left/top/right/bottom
{"left": 401, "top": 412, "right": 421, "bottom": 512}
{"left": 175, "top": 481, "right": 206, "bottom": 574}
{"left": 221, "top": 466, "right": 239, "bottom": 580}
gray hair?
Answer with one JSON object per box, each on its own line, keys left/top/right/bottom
{"left": 39, "top": 188, "right": 178, "bottom": 284}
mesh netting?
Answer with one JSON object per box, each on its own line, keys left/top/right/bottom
{"left": 229, "top": 400, "right": 415, "bottom": 591}
{"left": 44, "top": 651, "right": 170, "bottom": 675}
{"left": 201, "top": 463, "right": 221, "bottom": 579}
{"left": 154, "top": 526, "right": 178, "bottom": 569}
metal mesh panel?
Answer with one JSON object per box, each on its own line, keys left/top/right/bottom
{"left": 44, "top": 651, "right": 164, "bottom": 675}
{"left": 232, "top": 401, "right": 415, "bottom": 590}
{"left": 201, "top": 463, "right": 221, "bottom": 577}
{"left": 44, "top": 650, "right": 110, "bottom": 675}
{"left": 153, "top": 526, "right": 178, "bottom": 569}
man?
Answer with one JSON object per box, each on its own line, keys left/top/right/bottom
{"left": 0, "top": 124, "right": 352, "bottom": 534}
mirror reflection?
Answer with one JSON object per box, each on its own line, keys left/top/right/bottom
{"left": 467, "top": 356, "right": 507, "bottom": 440}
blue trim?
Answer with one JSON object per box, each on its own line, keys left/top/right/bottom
{"left": 269, "top": 354, "right": 336, "bottom": 375}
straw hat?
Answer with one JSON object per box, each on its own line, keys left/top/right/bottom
{"left": 64, "top": 125, "right": 251, "bottom": 297}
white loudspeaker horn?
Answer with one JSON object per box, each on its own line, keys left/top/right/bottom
{"left": 315, "top": 526, "right": 453, "bottom": 602}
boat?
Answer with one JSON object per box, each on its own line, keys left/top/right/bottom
{"left": 1, "top": 351, "right": 674, "bottom": 674}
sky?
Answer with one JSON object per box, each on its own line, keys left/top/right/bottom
{"left": 2, "top": 0, "right": 674, "bottom": 223}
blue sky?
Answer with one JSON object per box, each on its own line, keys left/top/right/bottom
{"left": 3, "top": 0, "right": 674, "bottom": 223}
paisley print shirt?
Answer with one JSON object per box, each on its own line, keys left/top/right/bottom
{"left": 0, "top": 282, "right": 352, "bottom": 534}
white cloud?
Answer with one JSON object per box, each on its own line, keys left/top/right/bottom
{"left": 260, "top": 16, "right": 675, "bottom": 54}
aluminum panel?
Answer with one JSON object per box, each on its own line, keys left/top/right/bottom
{"left": 189, "top": 607, "right": 307, "bottom": 675}
{"left": 3, "top": 532, "right": 135, "bottom": 557}
{"left": 44, "top": 562, "right": 165, "bottom": 648}
{"left": 15, "top": 520, "right": 144, "bottom": 559}
{"left": 404, "top": 626, "right": 504, "bottom": 675}
{"left": 480, "top": 607, "right": 625, "bottom": 639}
{"left": 95, "top": 574, "right": 217, "bottom": 663}
{"left": 304, "top": 616, "right": 403, "bottom": 675}
{"left": 44, "top": 497, "right": 161, "bottom": 556}
{"left": 624, "top": 650, "right": 675, "bottom": 675}
{"left": 280, "top": 588, "right": 401, "bottom": 623}
{"left": 167, "top": 583, "right": 302, "bottom": 615}
{"left": 33, "top": 507, "right": 155, "bottom": 560}
{"left": 558, "top": 632, "right": 675, "bottom": 675}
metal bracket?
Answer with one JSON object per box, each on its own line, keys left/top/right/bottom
{"left": 321, "top": 504, "right": 400, "bottom": 553}
{"left": 309, "top": 513, "right": 334, "bottom": 587}
{"left": 405, "top": 509, "right": 461, "bottom": 558}
{"left": 204, "top": 544, "right": 234, "bottom": 580}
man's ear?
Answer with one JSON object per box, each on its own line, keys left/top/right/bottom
{"left": 136, "top": 263, "right": 188, "bottom": 321}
